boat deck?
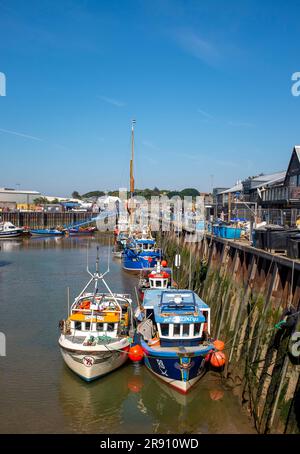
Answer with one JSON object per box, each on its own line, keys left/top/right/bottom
{"left": 64, "top": 335, "right": 119, "bottom": 345}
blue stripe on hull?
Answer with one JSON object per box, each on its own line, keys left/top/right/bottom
{"left": 0, "top": 231, "right": 22, "bottom": 238}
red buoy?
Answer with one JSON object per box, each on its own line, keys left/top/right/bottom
{"left": 128, "top": 345, "right": 144, "bottom": 362}
{"left": 210, "top": 351, "right": 226, "bottom": 368}
{"left": 161, "top": 260, "right": 167, "bottom": 267}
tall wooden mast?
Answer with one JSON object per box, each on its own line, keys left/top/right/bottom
{"left": 130, "top": 119, "right": 135, "bottom": 199}
{"left": 129, "top": 119, "right": 136, "bottom": 228}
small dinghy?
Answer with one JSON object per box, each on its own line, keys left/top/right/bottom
{"left": 30, "top": 228, "right": 64, "bottom": 236}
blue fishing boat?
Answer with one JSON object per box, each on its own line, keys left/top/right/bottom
{"left": 123, "top": 238, "right": 162, "bottom": 271}
{"left": 30, "top": 228, "right": 64, "bottom": 236}
{"left": 135, "top": 289, "right": 216, "bottom": 393}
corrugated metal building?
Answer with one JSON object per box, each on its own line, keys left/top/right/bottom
{"left": 0, "top": 188, "right": 41, "bottom": 210}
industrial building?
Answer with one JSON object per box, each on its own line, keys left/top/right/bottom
{"left": 0, "top": 187, "right": 41, "bottom": 211}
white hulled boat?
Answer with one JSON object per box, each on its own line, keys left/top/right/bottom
{"left": 59, "top": 248, "right": 133, "bottom": 381}
{"left": 0, "top": 221, "right": 23, "bottom": 238}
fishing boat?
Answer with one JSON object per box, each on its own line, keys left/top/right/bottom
{"left": 58, "top": 248, "right": 133, "bottom": 381}
{"left": 123, "top": 237, "right": 162, "bottom": 271}
{"left": 0, "top": 221, "right": 24, "bottom": 238}
{"left": 30, "top": 228, "right": 64, "bottom": 236}
{"left": 135, "top": 289, "right": 216, "bottom": 393}
{"left": 137, "top": 260, "right": 172, "bottom": 301}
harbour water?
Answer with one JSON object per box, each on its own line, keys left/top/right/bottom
{"left": 0, "top": 235, "right": 255, "bottom": 434}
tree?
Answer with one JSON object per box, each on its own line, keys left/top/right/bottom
{"left": 72, "top": 191, "right": 81, "bottom": 199}
{"left": 33, "top": 197, "right": 49, "bottom": 205}
{"left": 180, "top": 188, "right": 200, "bottom": 197}
{"left": 82, "top": 191, "right": 105, "bottom": 199}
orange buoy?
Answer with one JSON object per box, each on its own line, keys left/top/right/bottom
{"left": 128, "top": 345, "right": 144, "bottom": 362}
{"left": 213, "top": 339, "right": 225, "bottom": 351}
{"left": 210, "top": 351, "right": 226, "bottom": 368}
{"left": 161, "top": 260, "right": 167, "bottom": 267}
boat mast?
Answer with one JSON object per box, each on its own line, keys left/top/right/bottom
{"left": 129, "top": 119, "right": 136, "bottom": 227}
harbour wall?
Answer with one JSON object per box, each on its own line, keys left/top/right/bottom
{"left": 0, "top": 211, "right": 99, "bottom": 229}
{"left": 160, "top": 231, "right": 300, "bottom": 434}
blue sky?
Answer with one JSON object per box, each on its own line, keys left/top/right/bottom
{"left": 0, "top": 0, "right": 300, "bottom": 196}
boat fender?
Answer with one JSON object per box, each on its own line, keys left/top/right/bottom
{"left": 148, "top": 337, "right": 160, "bottom": 347}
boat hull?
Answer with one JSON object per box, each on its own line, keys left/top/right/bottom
{"left": 30, "top": 230, "right": 64, "bottom": 236}
{"left": 59, "top": 341, "right": 130, "bottom": 381}
{"left": 141, "top": 340, "right": 212, "bottom": 394}
{"left": 0, "top": 230, "right": 23, "bottom": 238}
{"left": 123, "top": 255, "right": 159, "bottom": 271}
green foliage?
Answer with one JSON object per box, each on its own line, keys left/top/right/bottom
{"left": 82, "top": 191, "right": 105, "bottom": 199}
{"left": 71, "top": 191, "right": 81, "bottom": 199}
{"left": 180, "top": 188, "right": 200, "bottom": 197}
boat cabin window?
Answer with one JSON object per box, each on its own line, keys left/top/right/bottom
{"left": 182, "top": 324, "right": 190, "bottom": 337}
{"left": 157, "top": 322, "right": 203, "bottom": 338}
{"left": 85, "top": 322, "right": 91, "bottom": 331}
{"left": 149, "top": 278, "right": 168, "bottom": 288}
{"left": 160, "top": 323, "right": 169, "bottom": 336}
{"left": 75, "top": 321, "right": 81, "bottom": 331}
{"left": 96, "top": 323, "right": 104, "bottom": 331}
{"left": 173, "top": 324, "right": 180, "bottom": 336}
{"left": 106, "top": 323, "right": 115, "bottom": 332}
{"left": 194, "top": 323, "right": 201, "bottom": 336}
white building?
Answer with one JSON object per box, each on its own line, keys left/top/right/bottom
{"left": 0, "top": 187, "right": 41, "bottom": 209}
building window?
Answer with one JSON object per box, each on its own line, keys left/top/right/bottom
{"left": 290, "top": 175, "right": 298, "bottom": 187}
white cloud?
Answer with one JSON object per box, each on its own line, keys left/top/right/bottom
{"left": 98, "top": 95, "right": 125, "bottom": 107}
{"left": 0, "top": 127, "right": 43, "bottom": 141}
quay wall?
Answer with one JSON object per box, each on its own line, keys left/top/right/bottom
{"left": 160, "top": 231, "right": 300, "bottom": 434}
{"left": 0, "top": 211, "right": 98, "bottom": 229}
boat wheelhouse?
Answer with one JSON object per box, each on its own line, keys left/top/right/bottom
{"left": 138, "top": 261, "right": 172, "bottom": 301}
{"left": 135, "top": 289, "right": 214, "bottom": 393}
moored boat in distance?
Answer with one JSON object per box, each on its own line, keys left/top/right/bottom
{"left": 58, "top": 247, "right": 133, "bottom": 381}
{"left": 123, "top": 237, "right": 162, "bottom": 271}
{"left": 137, "top": 260, "right": 172, "bottom": 302}
{"left": 30, "top": 228, "right": 64, "bottom": 236}
{"left": 66, "top": 226, "right": 96, "bottom": 236}
{"left": 135, "top": 289, "right": 215, "bottom": 393}
{"left": 0, "top": 221, "right": 24, "bottom": 239}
